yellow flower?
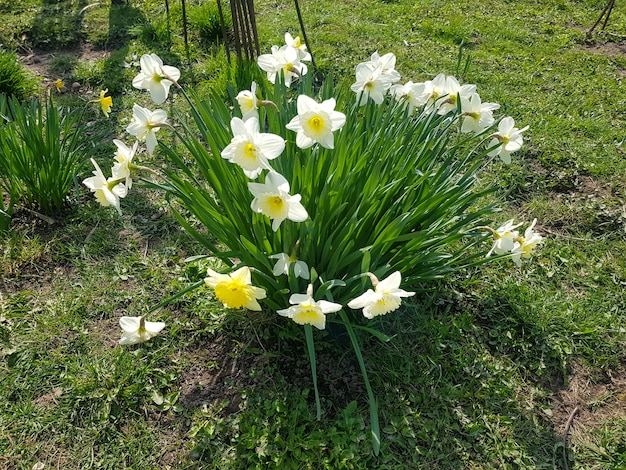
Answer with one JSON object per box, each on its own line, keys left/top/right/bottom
{"left": 204, "top": 266, "right": 266, "bottom": 311}
{"left": 277, "top": 285, "right": 342, "bottom": 330}
{"left": 54, "top": 79, "right": 65, "bottom": 93}
{"left": 95, "top": 89, "right": 113, "bottom": 117}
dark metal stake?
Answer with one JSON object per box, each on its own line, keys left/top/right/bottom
{"left": 587, "top": 0, "right": 616, "bottom": 37}
{"left": 294, "top": 0, "right": 316, "bottom": 68}
{"left": 181, "top": 0, "right": 190, "bottom": 63}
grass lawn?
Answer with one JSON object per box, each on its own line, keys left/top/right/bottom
{"left": 1, "top": 0, "right": 626, "bottom": 468}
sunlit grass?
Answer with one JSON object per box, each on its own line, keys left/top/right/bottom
{"left": 1, "top": 0, "right": 626, "bottom": 468}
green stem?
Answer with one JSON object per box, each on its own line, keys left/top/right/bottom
{"left": 304, "top": 324, "right": 321, "bottom": 420}
{"left": 147, "top": 279, "right": 205, "bottom": 314}
{"left": 133, "top": 164, "right": 163, "bottom": 179}
{"left": 338, "top": 309, "right": 381, "bottom": 455}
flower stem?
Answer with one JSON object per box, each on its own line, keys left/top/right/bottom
{"left": 304, "top": 324, "right": 321, "bottom": 420}
{"left": 338, "top": 309, "right": 381, "bottom": 455}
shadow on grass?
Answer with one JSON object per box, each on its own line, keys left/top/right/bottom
{"left": 179, "top": 283, "right": 572, "bottom": 468}
{"left": 369, "top": 286, "right": 570, "bottom": 468}
{"left": 29, "top": 0, "right": 88, "bottom": 49}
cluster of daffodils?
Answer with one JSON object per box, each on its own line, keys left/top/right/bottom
{"left": 83, "top": 36, "right": 543, "bottom": 347}
{"left": 82, "top": 140, "right": 137, "bottom": 216}
{"left": 83, "top": 54, "right": 176, "bottom": 216}
{"left": 352, "top": 51, "right": 528, "bottom": 164}
{"left": 83, "top": 53, "right": 180, "bottom": 343}
{"left": 204, "top": 267, "right": 414, "bottom": 331}
{"left": 486, "top": 218, "right": 544, "bottom": 267}
{"left": 202, "top": 38, "right": 418, "bottom": 331}
{"left": 257, "top": 33, "right": 312, "bottom": 86}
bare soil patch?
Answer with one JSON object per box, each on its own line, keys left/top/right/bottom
{"left": 178, "top": 329, "right": 364, "bottom": 417}
{"left": 582, "top": 41, "right": 626, "bottom": 58}
{"left": 179, "top": 334, "right": 265, "bottom": 413}
{"left": 20, "top": 44, "right": 110, "bottom": 89}
{"left": 551, "top": 360, "right": 626, "bottom": 439}
{"left": 32, "top": 387, "right": 63, "bottom": 409}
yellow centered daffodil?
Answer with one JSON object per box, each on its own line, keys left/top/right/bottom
{"left": 459, "top": 93, "right": 499, "bottom": 134}
{"left": 82, "top": 158, "right": 127, "bottom": 215}
{"left": 286, "top": 95, "right": 345, "bottom": 149}
{"left": 291, "top": 301, "right": 324, "bottom": 326}
{"left": 54, "top": 79, "right": 65, "bottom": 93}
{"left": 221, "top": 117, "right": 285, "bottom": 178}
{"left": 278, "top": 285, "right": 342, "bottom": 330}
{"left": 257, "top": 194, "right": 287, "bottom": 219}
{"left": 235, "top": 82, "right": 259, "bottom": 120}
{"left": 348, "top": 271, "right": 415, "bottom": 319}
{"left": 132, "top": 53, "right": 180, "bottom": 104}
{"left": 257, "top": 44, "right": 307, "bottom": 86}
{"left": 511, "top": 219, "right": 543, "bottom": 267}
{"left": 126, "top": 103, "right": 169, "bottom": 154}
{"left": 269, "top": 251, "right": 310, "bottom": 279}
{"left": 248, "top": 172, "right": 308, "bottom": 231}
{"left": 119, "top": 315, "right": 165, "bottom": 345}
{"left": 284, "top": 33, "right": 311, "bottom": 61}
{"left": 488, "top": 116, "right": 529, "bottom": 164}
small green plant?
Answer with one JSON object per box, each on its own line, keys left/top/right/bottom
{"left": 188, "top": 1, "right": 232, "bottom": 44}
{"left": 49, "top": 55, "right": 79, "bottom": 76}
{"left": 0, "top": 95, "right": 21, "bottom": 231}
{"left": 0, "top": 95, "right": 95, "bottom": 216}
{"left": 0, "top": 49, "right": 38, "bottom": 101}
{"left": 129, "top": 17, "right": 172, "bottom": 48}
{"left": 27, "top": 3, "right": 83, "bottom": 49}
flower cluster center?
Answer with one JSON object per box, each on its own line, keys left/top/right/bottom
{"left": 244, "top": 142, "right": 257, "bottom": 159}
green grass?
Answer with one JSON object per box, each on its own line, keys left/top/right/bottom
{"left": 1, "top": 0, "right": 626, "bottom": 468}
{"left": 0, "top": 49, "right": 38, "bottom": 100}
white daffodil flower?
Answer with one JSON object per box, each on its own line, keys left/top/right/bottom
{"left": 126, "top": 104, "right": 168, "bottom": 154}
{"left": 235, "top": 81, "right": 259, "bottom": 121}
{"left": 351, "top": 62, "right": 393, "bottom": 106}
{"left": 487, "top": 218, "right": 523, "bottom": 256}
{"left": 132, "top": 53, "right": 180, "bottom": 104}
{"left": 248, "top": 172, "right": 308, "bottom": 231}
{"left": 423, "top": 73, "right": 448, "bottom": 110}
{"left": 284, "top": 33, "right": 311, "bottom": 61}
{"left": 434, "top": 75, "right": 477, "bottom": 115}
{"left": 488, "top": 116, "right": 529, "bottom": 164}
{"left": 347, "top": 271, "right": 415, "bottom": 319}
{"left": 460, "top": 93, "right": 500, "bottom": 134}
{"left": 111, "top": 139, "right": 138, "bottom": 191}
{"left": 277, "top": 285, "right": 342, "bottom": 330}
{"left": 257, "top": 45, "right": 307, "bottom": 87}
{"left": 368, "top": 51, "right": 401, "bottom": 84}
{"left": 204, "top": 266, "right": 267, "bottom": 311}
{"left": 119, "top": 315, "right": 165, "bottom": 345}
{"left": 390, "top": 81, "right": 429, "bottom": 114}
{"left": 83, "top": 158, "right": 127, "bottom": 215}
{"left": 270, "top": 253, "right": 310, "bottom": 279}
{"left": 511, "top": 219, "right": 543, "bottom": 267}
{"left": 221, "top": 117, "right": 285, "bottom": 178}
{"left": 286, "top": 95, "right": 346, "bottom": 149}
